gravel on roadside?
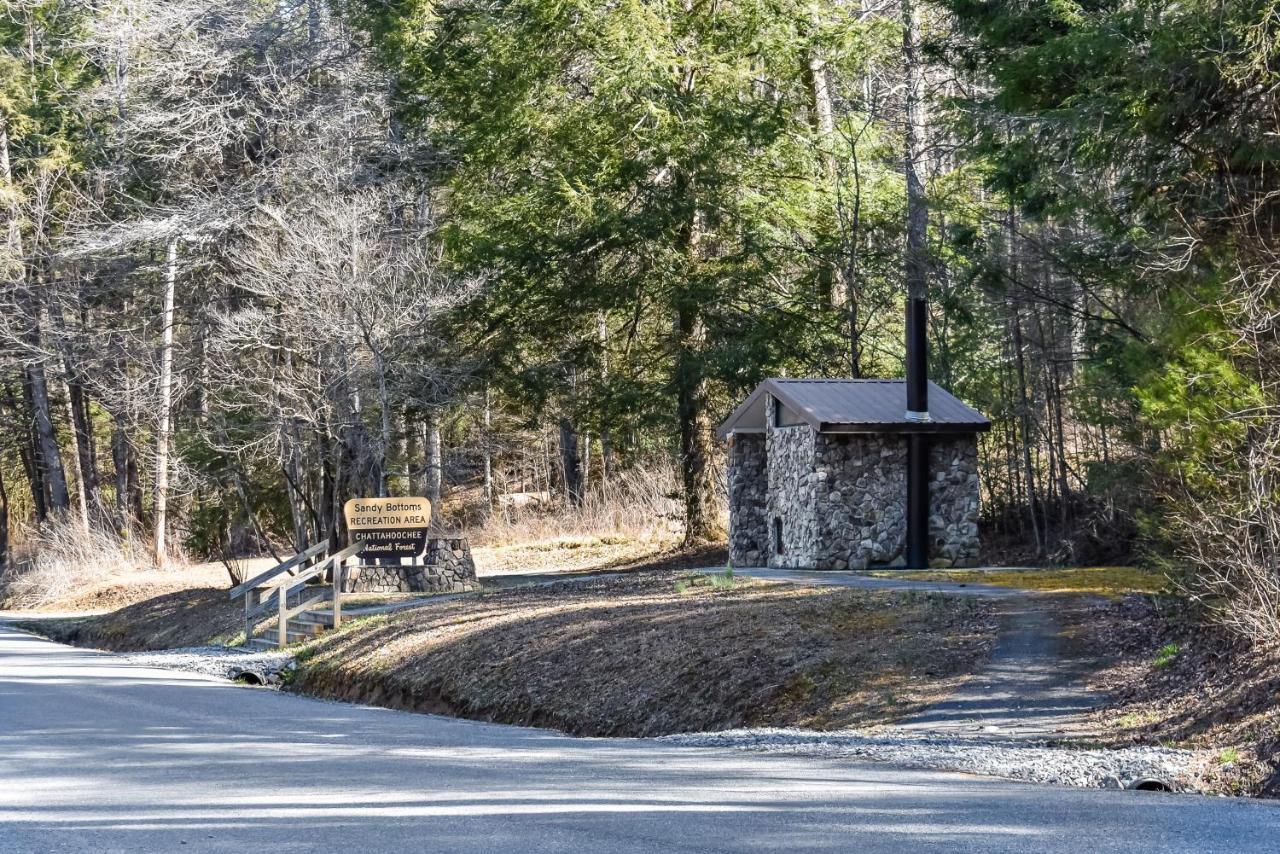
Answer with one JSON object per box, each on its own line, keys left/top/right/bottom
{"left": 118, "top": 646, "right": 296, "bottom": 684}
{"left": 661, "top": 728, "right": 1211, "bottom": 793}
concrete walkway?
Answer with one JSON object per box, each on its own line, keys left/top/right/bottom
{"left": 3, "top": 624, "right": 1278, "bottom": 853}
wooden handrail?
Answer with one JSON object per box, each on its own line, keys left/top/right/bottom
{"left": 278, "top": 559, "right": 334, "bottom": 596}
{"left": 229, "top": 541, "right": 328, "bottom": 600}
{"left": 240, "top": 540, "right": 366, "bottom": 648}
{"left": 246, "top": 560, "right": 332, "bottom": 622}
{"left": 325, "top": 540, "right": 366, "bottom": 568}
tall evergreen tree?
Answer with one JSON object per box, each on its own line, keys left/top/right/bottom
{"left": 343, "top": 0, "right": 897, "bottom": 541}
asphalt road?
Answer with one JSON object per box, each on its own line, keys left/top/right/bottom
{"left": 2, "top": 625, "right": 1279, "bottom": 853}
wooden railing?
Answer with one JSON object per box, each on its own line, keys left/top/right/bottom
{"left": 229, "top": 541, "right": 365, "bottom": 648}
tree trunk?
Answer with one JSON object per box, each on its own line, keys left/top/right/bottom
{"left": 542, "top": 429, "right": 553, "bottom": 496}
{"left": 675, "top": 304, "right": 722, "bottom": 545}
{"left": 1012, "top": 312, "right": 1044, "bottom": 558}
{"left": 60, "top": 375, "right": 90, "bottom": 529}
{"left": 153, "top": 236, "right": 177, "bottom": 565}
{"left": 843, "top": 118, "right": 865, "bottom": 378}
{"left": 112, "top": 419, "right": 130, "bottom": 538}
{"left": 424, "top": 410, "right": 442, "bottom": 507}
{"left": 69, "top": 376, "right": 100, "bottom": 520}
{"left": 50, "top": 284, "right": 102, "bottom": 526}
{"left": 559, "top": 417, "right": 582, "bottom": 505}
{"left": 483, "top": 386, "right": 494, "bottom": 506}
{"left": 597, "top": 312, "right": 615, "bottom": 481}
{"left": 1050, "top": 331, "right": 1072, "bottom": 540}
{"left": 0, "top": 462, "right": 8, "bottom": 571}
{"left": 1, "top": 113, "right": 22, "bottom": 279}
{"left": 283, "top": 426, "right": 309, "bottom": 552}
{"left": 26, "top": 360, "right": 71, "bottom": 515}
{"left": 670, "top": 165, "right": 722, "bottom": 545}
{"left": 318, "top": 425, "right": 338, "bottom": 546}
{"left": 197, "top": 323, "right": 211, "bottom": 424}
{"left": 12, "top": 380, "right": 46, "bottom": 520}
{"left": 806, "top": 10, "right": 843, "bottom": 310}
{"left": 374, "top": 351, "right": 392, "bottom": 497}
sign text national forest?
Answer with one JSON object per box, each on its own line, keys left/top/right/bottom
{"left": 343, "top": 497, "right": 433, "bottom": 559}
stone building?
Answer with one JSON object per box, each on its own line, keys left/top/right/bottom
{"left": 718, "top": 379, "right": 990, "bottom": 570}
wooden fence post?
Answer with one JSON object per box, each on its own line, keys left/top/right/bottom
{"left": 332, "top": 557, "right": 344, "bottom": 630}
{"left": 245, "top": 589, "right": 258, "bottom": 644}
{"left": 278, "top": 582, "right": 288, "bottom": 648}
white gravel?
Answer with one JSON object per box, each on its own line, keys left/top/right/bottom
{"left": 118, "top": 646, "right": 296, "bottom": 684}
{"left": 661, "top": 728, "right": 1210, "bottom": 792}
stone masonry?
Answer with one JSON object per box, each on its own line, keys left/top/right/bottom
{"left": 805, "top": 433, "right": 980, "bottom": 569}
{"left": 343, "top": 536, "right": 479, "bottom": 594}
{"left": 727, "top": 434, "right": 768, "bottom": 567}
{"left": 766, "top": 425, "right": 820, "bottom": 569}
{"left": 727, "top": 398, "right": 981, "bottom": 570}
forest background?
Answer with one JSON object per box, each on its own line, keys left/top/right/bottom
{"left": 3, "top": 0, "right": 1278, "bottom": 639}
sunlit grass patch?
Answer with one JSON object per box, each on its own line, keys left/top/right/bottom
{"left": 674, "top": 567, "right": 736, "bottom": 594}
{"left": 869, "top": 566, "right": 1168, "bottom": 597}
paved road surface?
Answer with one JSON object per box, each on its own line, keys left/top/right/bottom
{"left": 3, "top": 626, "right": 1279, "bottom": 853}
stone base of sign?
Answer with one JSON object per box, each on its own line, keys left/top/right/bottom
{"left": 343, "top": 537, "right": 478, "bottom": 594}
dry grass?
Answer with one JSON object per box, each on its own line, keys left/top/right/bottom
{"left": 0, "top": 518, "right": 271, "bottom": 613}
{"left": 465, "top": 466, "right": 723, "bottom": 576}
{"left": 1070, "top": 595, "right": 1280, "bottom": 797}
{"left": 472, "top": 536, "right": 685, "bottom": 575}
{"left": 2, "top": 463, "right": 716, "bottom": 611}
{"left": 18, "top": 588, "right": 248, "bottom": 651}
{"left": 467, "top": 465, "right": 706, "bottom": 548}
{"left": 871, "top": 567, "right": 1169, "bottom": 597}
{"left": 0, "top": 520, "right": 140, "bottom": 610}
{"left": 292, "top": 573, "right": 996, "bottom": 737}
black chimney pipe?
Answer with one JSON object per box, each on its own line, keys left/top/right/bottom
{"left": 905, "top": 295, "right": 930, "bottom": 569}
{"left": 906, "top": 296, "right": 928, "bottom": 416}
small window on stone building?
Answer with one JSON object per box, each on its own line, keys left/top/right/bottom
{"left": 773, "top": 517, "right": 784, "bottom": 555}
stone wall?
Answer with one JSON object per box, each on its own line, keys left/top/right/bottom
{"left": 806, "top": 433, "right": 980, "bottom": 569}
{"left": 343, "top": 536, "right": 479, "bottom": 594}
{"left": 727, "top": 433, "right": 768, "bottom": 567}
{"left": 766, "top": 425, "right": 819, "bottom": 569}
{"left": 928, "top": 438, "right": 981, "bottom": 567}
{"left": 811, "top": 433, "right": 907, "bottom": 569}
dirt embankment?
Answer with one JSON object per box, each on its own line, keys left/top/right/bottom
{"left": 291, "top": 573, "right": 996, "bottom": 737}
{"left": 1071, "top": 594, "right": 1280, "bottom": 797}
{"left": 20, "top": 588, "right": 246, "bottom": 652}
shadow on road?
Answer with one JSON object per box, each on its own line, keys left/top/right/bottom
{"left": 2, "top": 627, "right": 1279, "bottom": 853}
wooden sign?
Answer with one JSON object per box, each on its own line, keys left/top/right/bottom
{"left": 343, "top": 497, "right": 433, "bottom": 559}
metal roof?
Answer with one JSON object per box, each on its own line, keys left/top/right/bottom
{"left": 716, "top": 379, "right": 991, "bottom": 438}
